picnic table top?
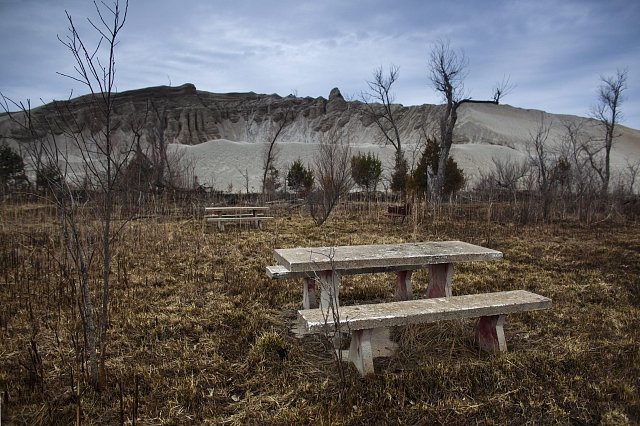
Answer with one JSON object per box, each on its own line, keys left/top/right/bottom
{"left": 204, "top": 206, "right": 269, "bottom": 211}
{"left": 273, "top": 241, "right": 503, "bottom": 273}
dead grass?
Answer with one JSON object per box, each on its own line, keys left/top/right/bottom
{"left": 0, "top": 201, "right": 639, "bottom": 424}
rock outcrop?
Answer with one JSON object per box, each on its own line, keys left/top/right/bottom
{"left": 1, "top": 83, "right": 437, "bottom": 147}
{"left": 326, "top": 87, "right": 347, "bottom": 113}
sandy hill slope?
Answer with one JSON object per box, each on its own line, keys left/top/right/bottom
{"left": 1, "top": 83, "right": 638, "bottom": 191}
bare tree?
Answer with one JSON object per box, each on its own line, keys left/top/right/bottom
{"left": 428, "top": 40, "right": 500, "bottom": 201}
{"left": 558, "top": 120, "right": 600, "bottom": 219}
{"left": 491, "top": 155, "right": 530, "bottom": 201}
{"left": 147, "top": 100, "right": 170, "bottom": 190}
{"left": 58, "top": 0, "right": 131, "bottom": 390}
{"left": 528, "top": 114, "right": 570, "bottom": 221}
{"left": 428, "top": 40, "right": 469, "bottom": 203}
{"left": 237, "top": 167, "right": 251, "bottom": 194}
{"left": 361, "top": 66, "right": 402, "bottom": 153}
{"left": 261, "top": 105, "right": 293, "bottom": 199}
{"left": 492, "top": 75, "right": 515, "bottom": 104}
{"left": 360, "top": 66, "right": 409, "bottom": 194}
{"left": 588, "top": 69, "right": 628, "bottom": 195}
{"left": 1, "top": 0, "right": 135, "bottom": 390}
{"left": 308, "top": 129, "right": 353, "bottom": 225}
{"left": 619, "top": 160, "right": 640, "bottom": 195}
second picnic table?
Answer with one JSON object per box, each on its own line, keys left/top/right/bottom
{"left": 267, "top": 240, "right": 503, "bottom": 309}
{"left": 204, "top": 206, "right": 272, "bottom": 230}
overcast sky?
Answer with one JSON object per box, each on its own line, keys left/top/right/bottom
{"left": 1, "top": 0, "right": 639, "bottom": 129}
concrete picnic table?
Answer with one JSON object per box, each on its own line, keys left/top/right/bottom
{"left": 203, "top": 206, "right": 272, "bottom": 230}
{"left": 269, "top": 241, "right": 503, "bottom": 310}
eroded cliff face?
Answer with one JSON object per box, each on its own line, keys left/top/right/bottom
{"left": 2, "top": 83, "right": 639, "bottom": 191}
{"left": 0, "top": 83, "right": 436, "bottom": 147}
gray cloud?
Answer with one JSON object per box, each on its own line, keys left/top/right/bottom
{"left": 1, "top": 0, "right": 638, "bottom": 128}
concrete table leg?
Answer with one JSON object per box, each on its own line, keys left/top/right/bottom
{"left": 349, "top": 328, "right": 375, "bottom": 376}
{"left": 427, "top": 263, "right": 453, "bottom": 298}
{"left": 319, "top": 270, "right": 340, "bottom": 312}
{"left": 477, "top": 314, "right": 507, "bottom": 352}
{"left": 302, "top": 277, "right": 317, "bottom": 309}
{"left": 395, "top": 270, "right": 413, "bottom": 301}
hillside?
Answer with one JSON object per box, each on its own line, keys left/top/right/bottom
{"left": 1, "top": 83, "right": 639, "bottom": 191}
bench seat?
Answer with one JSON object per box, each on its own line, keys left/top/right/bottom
{"left": 205, "top": 213, "right": 269, "bottom": 218}
{"left": 204, "top": 215, "right": 274, "bottom": 231}
{"left": 206, "top": 216, "right": 274, "bottom": 222}
{"left": 298, "top": 290, "right": 551, "bottom": 375}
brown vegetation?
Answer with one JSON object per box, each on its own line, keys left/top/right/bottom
{"left": 1, "top": 198, "right": 639, "bottom": 424}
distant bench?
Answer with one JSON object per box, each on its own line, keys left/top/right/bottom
{"left": 203, "top": 206, "right": 273, "bottom": 231}
{"left": 298, "top": 290, "right": 552, "bottom": 376}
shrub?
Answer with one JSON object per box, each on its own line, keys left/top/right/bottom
{"left": 0, "top": 142, "right": 27, "bottom": 191}
{"left": 411, "top": 138, "right": 465, "bottom": 198}
{"left": 351, "top": 152, "right": 382, "bottom": 196}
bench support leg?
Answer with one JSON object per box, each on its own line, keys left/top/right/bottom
{"left": 395, "top": 270, "right": 413, "bottom": 301}
{"left": 349, "top": 329, "right": 375, "bottom": 376}
{"left": 477, "top": 314, "right": 507, "bottom": 352}
{"left": 319, "top": 270, "right": 340, "bottom": 313}
{"left": 302, "top": 277, "right": 317, "bottom": 309}
{"left": 217, "top": 221, "right": 224, "bottom": 231}
{"left": 427, "top": 263, "right": 453, "bottom": 298}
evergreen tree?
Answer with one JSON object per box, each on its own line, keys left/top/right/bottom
{"left": 36, "top": 162, "right": 63, "bottom": 192}
{"left": 0, "top": 142, "right": 26, "bottom": 190}
{"left": 390, "top": 150, "right": 409, "bottom": 194}
{"left": 411, "top": 138, "right": 465, "bottom": 198}
{"left": 351, "top": 152, "right": 382, "bottom": 197}
{"left": 287, "top": 159, "right": 314, "bottom": 196}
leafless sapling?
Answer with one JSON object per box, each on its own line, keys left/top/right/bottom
{"left": 360, "top": 66, "right": 409, "bottom": 195}
{"left": 587, "top": 69, "right": 628, "bottom": 195}
{"left": 308, "top": 128, "right": 353, "bottom": 225}
{"left": 261, "top": 103, "right": 294, "bottom": 200}
{"left": 55, "top": 0, "right": 131, "bottom": 389}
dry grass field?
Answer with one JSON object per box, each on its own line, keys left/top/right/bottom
{"left": 1, "top": 201, "right": 639, "bottom": 424}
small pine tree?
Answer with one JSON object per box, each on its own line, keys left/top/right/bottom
{"left": 411, "top": 138, "right": 465, "bottom": 198}
{"left": 36, "top": 162, "right": 63, "bottom": 192}
{"left": 0, "top": 142, "right": 26, "bottom": 191}
{"left": 390, "top": 150, "right": 409, "bottom": 195}
{"left": 351, "top": 152, "right": 382, "bottom": 197}
{"left": 287, "top": 159, "right": 314, "bottom": 196}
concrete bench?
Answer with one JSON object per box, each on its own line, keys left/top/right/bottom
{"left": 297, "top": 290, "right": 551, "bottom": 376}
